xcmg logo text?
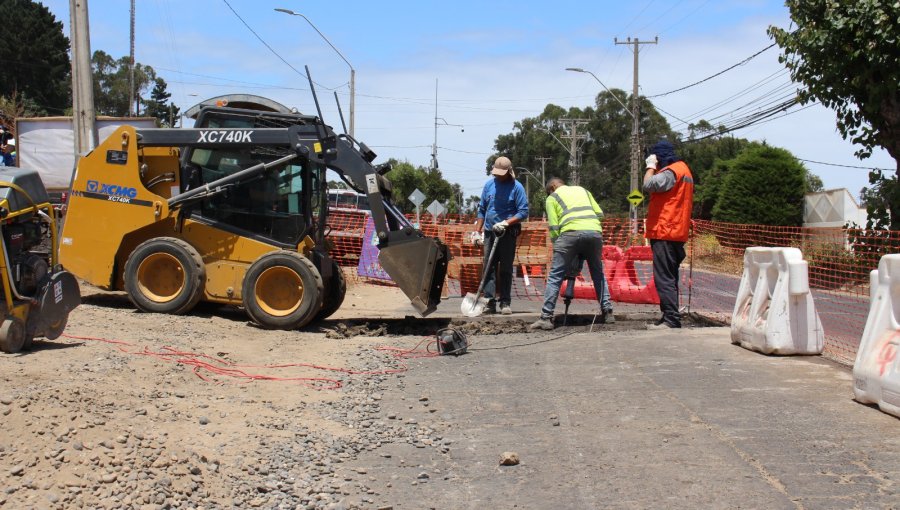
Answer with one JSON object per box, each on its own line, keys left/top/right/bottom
{"left": 86, "top": 180, "right": 138, "bottom": 200}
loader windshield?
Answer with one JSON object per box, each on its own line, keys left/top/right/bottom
{"left": 183, "top": 108, "right": 329, "bottom": 247}
{"left": 189, "top": 147, "right": 324, "bottom": 246}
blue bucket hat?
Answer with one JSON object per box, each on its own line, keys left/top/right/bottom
{"left": 650, "top": 140, "right": 679, "bottom": 167}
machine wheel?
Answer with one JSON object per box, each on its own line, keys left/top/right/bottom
{"left": 0, "top": 317, "right": 26, "bottom": 354}
{"left": 242, "top": 251, "right": 323, "bottom": 330}
{"left": 315, "top": 260, "right": 346, "bottom": 322}
{"left": 124, "top": 238, "right": 206, "bottom": 315}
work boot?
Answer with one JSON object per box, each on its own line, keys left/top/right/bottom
{"left": 647, "top": 321, "right": 680, "bottom": 330}
{"left": 528, "top": 317, "right": 554, "bottom": 331}
{"left": 598, "top": 309, "right": 615, "bottom": 324}
{"left": 500, "top": 304, "right": 512, "bottom": 315}
{"left": 484, "top": 300, "right": 497, "bottom": 314}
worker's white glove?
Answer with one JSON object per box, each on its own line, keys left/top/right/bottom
{"left": 468, "top": 231, "right": 484, "bottom": 246}
{"left": 492, "top": 220, "right": 509, "bottom": 235}
{"left": 645, "top": 154, "right": 658, "bottom": 170}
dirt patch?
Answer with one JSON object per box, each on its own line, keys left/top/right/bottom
{"left": 319, "top": 313, "right": 715, "bottom": 339}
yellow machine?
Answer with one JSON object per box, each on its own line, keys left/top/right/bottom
{"left": 0, "top": 168, "right": 80, "bottom": 353}
{"left": 60, "top": 95, "right": 448, "bottom": 330}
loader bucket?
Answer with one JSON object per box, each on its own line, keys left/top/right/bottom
{"left": 378, "top": 237, "right": 449, "bottom": 316}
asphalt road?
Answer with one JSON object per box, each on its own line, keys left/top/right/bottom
{"left": 348, "top": 320, "right": 900, "bottom": 510}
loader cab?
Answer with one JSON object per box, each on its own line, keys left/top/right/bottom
{"left": 182, "top": 107, "right": 327, "bottom": 247}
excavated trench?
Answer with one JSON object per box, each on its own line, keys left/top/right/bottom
{"left": 319, "top": 313, "right": 719, "bottom": 339}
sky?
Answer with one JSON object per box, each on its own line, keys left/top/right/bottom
{"left": 41, "top": 0, "right": 897, "bottom": 203}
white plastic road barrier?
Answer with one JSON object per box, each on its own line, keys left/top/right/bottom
{"left": 731, "top": 247, "right": 824, "bottom": 355}
{"left": 853, "top": 254, "right": 900, "bottom": 418}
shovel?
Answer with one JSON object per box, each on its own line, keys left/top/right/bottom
{"left": 460, "top": 232, "right": 502, "bottom": 317}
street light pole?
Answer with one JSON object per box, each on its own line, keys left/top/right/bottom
{"left": 275, "top": 8, "right": 356, "bottom": 138}
{"left": 566, "top": 68, "right": 634, "bottom": 116}
{"left": 566, "top": 66, "right": 640, "bottom": 233}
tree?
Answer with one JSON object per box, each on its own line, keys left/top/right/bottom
{"left": 464, "top": 195, "right": 481, "bottom": 216}
{"left": 805, "top": 170, "right": 824, "bottom": 193}
{"left": 382, "top": 159, "right": 457, "bottom": 214}
{"left": 0, "top": 0, "right": 71, "bottom": 115}
{"left": 711, "top": 146, "right": 808, "bottom": 226}
{"left": 680, "top": 134, "right": 757, "bottom": 220}
{"left": 769, "top": 1, "right": 900, "bottom": 229}
{"left": 143, "top": 78, "right": 180, "bottom": 127}
{"left": 493, "top": 92, "right": 678, "bottom": 217}
{"left": 92, "top": 50, "right": 157, "bottom": 116}
{"left": 0, "top": 91, "right": 43, "bottom": 132}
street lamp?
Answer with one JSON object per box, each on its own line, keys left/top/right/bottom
{"left": 567, "top": 66, "right": 639, "bottom": 235}
{"left": 275, "top": 8, "right": 356, "bottom": 138}
{"left": 566, "top": 68, "right": 633, "bottom": 116}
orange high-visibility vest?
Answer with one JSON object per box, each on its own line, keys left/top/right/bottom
{"left": 646, "top": 160, "right": 694, "bottom": 242}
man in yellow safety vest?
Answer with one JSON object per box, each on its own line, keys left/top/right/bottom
{"left": 528, "top": 177, "right": 614, "bottom": 331}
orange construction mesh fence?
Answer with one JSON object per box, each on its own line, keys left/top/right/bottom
{"left": 324, "top": 210, "right": 900, "bottom": 366}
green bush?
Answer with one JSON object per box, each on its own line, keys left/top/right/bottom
{"left": 712, "top": 146, "right": 807, "bottom": 226}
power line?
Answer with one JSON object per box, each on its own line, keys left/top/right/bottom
{"left": 682, "top": 97, "right": 802, "bottom": 143}
{"left": 798, "top": 158, "right": 894, "bottom": 172}
{"left": 657, "top": 70, "right": 793, "bottom": 130}
{"left": 633, "top": 0, "right": 686, "bottom": 34}
{"left": 646, "top": 43, "right": 776, "bottom": 98}
{"left": 658, "top": 0, "right": 714, "bottom": 37}
{"left": 220, "top": 0, "right": 338, "bottom": 91}
{"left": 620, "top": 0, "right": 657, "bottom": 33}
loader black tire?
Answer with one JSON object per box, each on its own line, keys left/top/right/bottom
{"left": 124, "top": 238, "right": 206, "bottom": 316}
{"left": 242, "top": 251, "right": 323, "bottom": 330}
{"left": 315, "top": 260, "right": 346, "bottom": 322}
{"left": 0, "top": 317, "right": 26, "bottom": 354}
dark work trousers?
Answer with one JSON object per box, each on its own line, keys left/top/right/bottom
{"left": 540, "top": 231, "right": 606, "bottom": 319}
{"left": 651, "top": 239, "right": 686, "bottom": 327}
{"left": 482, "top": 227, "right": 519, "bottom": 306}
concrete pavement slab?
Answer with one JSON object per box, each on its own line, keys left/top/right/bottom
{"left": 349, "top": 324, "right": 899, "bottom": 509}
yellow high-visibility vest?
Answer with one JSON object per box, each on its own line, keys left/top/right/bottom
{"left": 545, "top": 185, "right": 603, "bottom": 239}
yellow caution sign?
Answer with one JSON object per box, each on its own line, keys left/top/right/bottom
{"left": 627, "top": 189, "right": 644, "bottom": 207}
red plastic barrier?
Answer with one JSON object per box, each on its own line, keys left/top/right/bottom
{"left": 609, "top": 246, "right": 659, "bottom": 304}
{"left": 558, "top": 245, "right": 626, "bottom": 301}
{"left": 559, "top": 277, "right": 596, "bottom": 300}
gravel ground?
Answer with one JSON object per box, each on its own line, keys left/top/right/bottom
{"left": 0, "top": 282, "right": 455, "bottom": 510}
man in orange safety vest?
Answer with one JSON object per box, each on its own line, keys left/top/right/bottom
{"left": 643, "top": 140, "right": 694, "bottom": 330}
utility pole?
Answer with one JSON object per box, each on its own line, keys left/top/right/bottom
{"left": 432, "top": 78, "right": 438, "bottom": 171}
{"left": 69, "top": 0, "right": 96, "bottom": 155}
{"left": 431, "top": 78, "right": 463, "bottom": 171}
{"left": 615, "top": 36, "right": 658, "bottom": 234}
{"left": 558, "top": 118, "right": 589, "bottom": 185}
{"left": 536, "top": 156, "right": 550, "bottom": 189}
{"left": 129, "top": 0, "right": 135, "bottom": 116}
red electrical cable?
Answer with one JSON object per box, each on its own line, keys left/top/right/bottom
{"left": 61, "top": 333, "right": 441, "bottom": 390}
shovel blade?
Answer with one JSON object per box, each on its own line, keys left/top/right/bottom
{"left": 460, "top": 293, "right": 487, "bottom": 317}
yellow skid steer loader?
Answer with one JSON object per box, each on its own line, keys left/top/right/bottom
{"left": 59, "top": 73, "right": 448, "bottom": 330}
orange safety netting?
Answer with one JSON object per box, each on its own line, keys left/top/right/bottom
{"left": 324, "top": 211, "right": 900, "bottom": 366}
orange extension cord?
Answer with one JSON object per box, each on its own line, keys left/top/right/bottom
{"left": 61, "top": 333, "right": 441, "bottom": 390}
